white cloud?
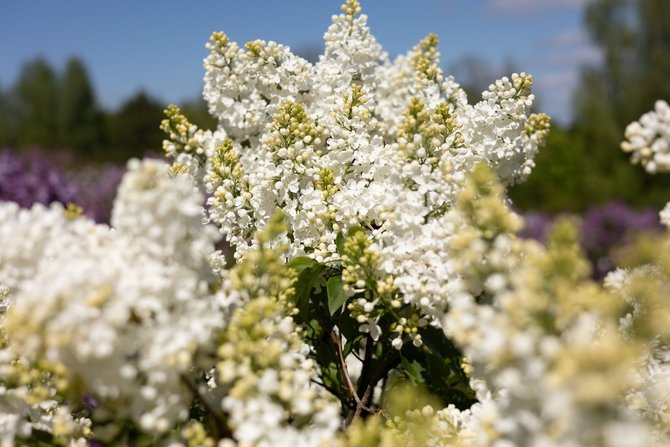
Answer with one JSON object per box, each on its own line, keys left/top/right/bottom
{"left": 544, "top": 28, "right": 602, "bottom": 66}
{"left": 528, "top": 27, "right": 602, "bottom": 123}
{"left": 537, "top": 70, "right": 577, "bottom": 89}
{"left": 489, "top": 0, "right": 591, "bottom": 16}
{"left": 549, "top": 29, "right": 587, "bottom": 46}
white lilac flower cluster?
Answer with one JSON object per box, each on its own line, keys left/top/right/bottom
{"left": 442, "top": 203, "right": 664, "bottom": 446}
{"left": 350, "top": 166, "right": 669, "bottom": 447}
{"left": 623, "top": 100, "right": 670, "bottom": 229}
{"left": 621, "top": 99, "right": 670, "bottom": 173}
{"left": 0, "top": 160, "right": 340, "bottom": 445}
{"left": 164, "top": 0, "right": 550, "bottom": 341}
{"left": 0, "top": 160, "right": 224, "bottom": 436}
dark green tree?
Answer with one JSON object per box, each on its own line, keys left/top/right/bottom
{"left": 106, "top": 91, "right": 165, "bottom": 161}
{"left": 14, "top": 58, "right": 60, "bottom": 147}
{"left": 58, "top": 57, "right": 105, "bottom": 154}
{"left": 574, "top": 0, "right": 670, "bottom": 206}
{"left": 512, "top": 0, "right": 670, "bottom": 212}
{"left": 575, "top": 0, "right": 670, "bottom": 144}
{"left": 0, "top": 83, "right": 11, "bottom": 146}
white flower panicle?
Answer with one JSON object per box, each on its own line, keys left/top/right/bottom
{"left": 621, "top": 100, "right": 670, "bottom": 173}
{"left": 1, "top": 160, "right": 224, "bottom": 437}
{"left": 161, "top": 0, "right": 550, "bottom": 349}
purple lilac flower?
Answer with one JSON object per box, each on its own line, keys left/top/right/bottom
{"left": 0, "top": 148, "right": 79, "bottom": 208}
{"left": 580, "top": 201, "right": 663, "bottom": 277}
{"left": 68, "top": 163, "right": 125, "bottom": 223}
{"left": 518, "top": 211, "right": 553, "bottom": 242}
{"left": 521, "top": 202, "right": 663, "bottom": 278}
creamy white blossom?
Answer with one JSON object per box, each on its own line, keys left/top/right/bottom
{"left": 1, "top": 159, "right": 224, "bottom": 436}
{"left": 621, "top": 100, "right": 670, "bottom": 173}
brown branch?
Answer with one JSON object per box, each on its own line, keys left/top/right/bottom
{"left": 331, "top": 327, "right": 361, "bottom": 408}
{"left": 345, "top": 347, "right": 400, "bottom": 427}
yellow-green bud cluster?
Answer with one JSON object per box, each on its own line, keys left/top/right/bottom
{"left": 3, "top": 358, "right": 71, "bottom": 406}
{"left": 343, "top": 84, "right": 369, "bottom": 120}
{"left": 217, "top": 296, "right": 300, "bottom": 391}
{"left": 524, "top": 112, "right": 551, "bottom": 144}
{"left": 180, "top": 421, "right": 216, "bottom": 447}
{"left": 456, "top": 163, "right": 523, "bottom": 238}
{"left": 411, "top": 34, "right": 442, "bottom": 85}
{"left": 206, "top": 31, "right": 229, "bottom": 54}
{"left": 169, "top": 162, "right": 189, "bottom": 176}
{"left": 511, "top": 72, "right": 533, "bottom": 98}
{"left": 209, "top": 139, "right": 247, "bottom": 191}
{"left": 315, "top": 168, "right": 339, "bottom": 225}
{"left": 342, "top": 0, "right": 362, "bottom": 19}
{"left": 341, "top": 231, "right": 403, "bottom": 340}
{"left": 244, "top": 39, "right": 284, "bottom": 65}
{"left": 63, "top": 203, "right": 84, "bottom": 220}
{"left": 397, "top": 98, "right": 463, "bottom": 165}
{"left": 390, "top": 313, "right": 428, "bottom": 348}
{"left": 342, "top": 231, "right": 379, "bottom": 291}
{"left": 231, "top": 213, "right": 297, "bottom": 307}
{"left": 160, "top": 104, "right": 202, "bottom": 159}
{"left": 316, "top": 168, "right": 338, "bottom": 201}
{"left": 262, "top": 101, "right": 323, "bottom": 164}
{"left": 337, "top": 416, "right": 402, "bottom": 447}
{"left": 205, "top": 31, "right": 240, "bottom": 71}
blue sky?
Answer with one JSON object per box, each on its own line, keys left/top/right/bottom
{"left": 1, "top": 0, "right": 598, "bottom": 124}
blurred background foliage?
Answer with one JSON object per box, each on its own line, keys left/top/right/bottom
{"left": 510, "top": 0, "right": 670, "bottom": 211}
{"left": 0, "top": 57, "right": 215, "bottom": 163}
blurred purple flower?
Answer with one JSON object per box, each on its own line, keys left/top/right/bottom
{"left": 0, "top": 148, "right": 79, "bottom": 208}
{"left": 518, "top": 211, "right": 553, "bottom": 242}
{"left": 521, "top": 202, "right": 663, "bottom": 278}
{"left": 580, "top": 201, "right": 662, "bottom": 277}
{"left": 0, "top": 148, "right": 125, "bottom": 223}
{"left": 69, "top": 163, "right": 125, "bottom": 223}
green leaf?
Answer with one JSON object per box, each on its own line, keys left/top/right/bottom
{"left": 342, "top": 334, "right": 364, "bottom": 358}
{"left": 401, "top": 326, "right": 477, "bottom": 410}
{"left": 287, "top": 256, "right": 319, "bottom": 274}
{"left": 400, "top": 352, "right": 426, "bottom": 384}
{"left": 24, "top": 429, "right": 66, "bottom": 447}
{"left": 327, "top": 275, "right": 348, "bottom": 315}
{"left": 335, "top": 231, "right": 345, "bottom": 255}
{"left": 292, "top": 262, "right": 325, "bottom": 321}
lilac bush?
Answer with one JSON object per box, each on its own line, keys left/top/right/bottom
{"left": 0, "top": 148, "right": 124, "bottom": 223}
{"left": 519, "top": 202, "right": 663, "bottom": 277}
{"left": 581, "top": 201, "right": 662, "bottom": 276}
{"left": 0, "top": 148, "right": 78, "bottom": 208}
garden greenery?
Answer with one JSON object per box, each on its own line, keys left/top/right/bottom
{"left": 1, "top": 2, "right": 669, "bottom": 446}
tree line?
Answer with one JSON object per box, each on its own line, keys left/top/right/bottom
{"left": 0, "top": 57, "right": 214, "bottom": 163}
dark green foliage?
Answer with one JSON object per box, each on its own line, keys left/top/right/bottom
{"left": 58, "top": 58, "right": 106, "bottom": 154}
{"left": 512, "top": 0, "right": 670, "bottom": 212}
{"left": 179, "top": 98, "right": 217, "bottom": 131}
{"left": 14, "top": 58, "right": 60, "bottom": 147}
{"left": 286, "top": 230, "right": 476, "bottom": 424}
{"left": 105, "top": 91, "right": 165, "bottom": 161}
{"left": 0, "top": 57, "right": 213, "bottom": 163}
{"left": 327, "top": 275, "right": 348, "bottom": 315}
